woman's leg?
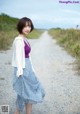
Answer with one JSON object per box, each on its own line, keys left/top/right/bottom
{"left": 25, "top": 103, "right": 32, "bottom": 114}
{"left": 14, "top": 108, "right": 20, "bottom": 114}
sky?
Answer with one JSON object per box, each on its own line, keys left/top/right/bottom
{"left": 0, "top": 0, "right": 80, "bottom": 29}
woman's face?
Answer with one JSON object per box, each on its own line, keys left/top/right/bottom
{"left": 22, "top": 22, "right": 31, "bottom": 35}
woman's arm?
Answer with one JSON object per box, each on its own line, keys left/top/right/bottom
{"left": 15, "top": 39, "right": 23, "bottom": 77}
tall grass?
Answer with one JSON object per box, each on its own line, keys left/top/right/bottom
{"left": 0, "top": 13, "right": 18, "bottom": 50}
{"left": 27, "top": 29, "right": 45, "bottom": 39}
{"left": 0, "top": 30, "right": 17, "bottom": 50}
{"left": 48, "top": 28, "right": 80, "bottom": 59}
{"left": 0, "top": 13, "right": 44, "bottom": 50}
{"left": 48, "top": 28, "right": 80, "bottom": 74}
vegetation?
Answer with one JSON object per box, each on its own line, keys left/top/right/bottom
{"left": 0, "top": 13, "right": 18, "bottom": 50}
{"left": 0, "top": 13, "right": 44, "bottom": 50}
{"left": 48, "top": 28, "right": 80, "bottom": 74}
{"left": 27, "top": 29, "right": 45, "bottom": 39}
{"left": 48, "top": 28, "right": 80, "bottom": 59}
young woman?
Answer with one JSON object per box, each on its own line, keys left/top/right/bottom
{"left": 12, "top": 17, "right": 45, "bottom": 114}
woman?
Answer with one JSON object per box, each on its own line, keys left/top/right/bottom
{"left": 12, "top": 17, "right": 45, "bottom": 114}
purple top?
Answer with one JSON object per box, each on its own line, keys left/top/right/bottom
{"left": 24, "top": 40, "right": 31, "bottom": 58}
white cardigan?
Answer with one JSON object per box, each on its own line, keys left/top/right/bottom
{"left": 12, "top": 36, "right": 25, "bottom": 77}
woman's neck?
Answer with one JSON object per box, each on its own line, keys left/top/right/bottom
{"left": 18, "top": 34, "right": 26, "bottom": 39}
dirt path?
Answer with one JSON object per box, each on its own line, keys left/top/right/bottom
{"left": 0, "top": 31, "right": 80, "bottom": 114}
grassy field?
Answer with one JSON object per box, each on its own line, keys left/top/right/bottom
{"left": 48, "top": 28, "right": 80, "bottom": 59}
{"left": 48, "top": 28, "right": 80, "bottom": 74}
{"left": 27, "top": 29, "right": 45, "bottom": 39}
{"left": 0, "top": 13, "right": 44, "bottom": 50}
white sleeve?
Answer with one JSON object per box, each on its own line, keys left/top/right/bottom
{"left": 15, "top": 39, "right": 23, "bottom": 77}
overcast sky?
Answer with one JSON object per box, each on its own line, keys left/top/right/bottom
{"left": 0, "top": 0, "right": 80, "bottom": 29}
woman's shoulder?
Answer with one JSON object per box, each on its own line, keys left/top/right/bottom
{"left": 13, "top": 36, "right": 25, "bottom": 47}
{"left": 15, "top": 36, "right": 23, "bottom": 40}
{"left": 13, "top": 36, "right": 23, "bottom": 44}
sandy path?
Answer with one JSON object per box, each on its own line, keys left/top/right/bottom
{"left": 0, "top": 31, "right": 80, "bottom": 114}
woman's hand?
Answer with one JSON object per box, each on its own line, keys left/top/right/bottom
{"left": 17, "top": 68, "right": 23, "bottom": 77}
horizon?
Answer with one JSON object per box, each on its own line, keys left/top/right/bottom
{"left": 0, "top": 0, "right": 80, "bottom": 29}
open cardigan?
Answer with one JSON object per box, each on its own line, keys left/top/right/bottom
{"left": 12, "top": 36, "right": 25, "bottom": 77}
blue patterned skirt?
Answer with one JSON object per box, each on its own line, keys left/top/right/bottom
{"left": 13, "top": 58, "right": 45, "bottom": 111}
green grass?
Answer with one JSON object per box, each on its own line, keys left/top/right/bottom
{"left": 48, "top": 28, "right": 80, "bottom": 59}
{"left": 48, "top": 28, "right": 80, "bottom": 74}
{"left": 0, "top": 13, "right": 44, "bottom": 50}
{"left": 0, "top": 30, "right": 17, "bottom": 50}
{"left": 27, "top": 29, "right": 44, "bottom": 39}
{"left": 0, "top": 13, "right": 18, "bottom": 31}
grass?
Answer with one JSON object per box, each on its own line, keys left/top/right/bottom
{"left": 27, "top": 29, "right": 45, "bottom": 39}
{"left": 0, "top": 13, "right": 44, "bottom": 50}
{"left": 0, "top": 30, "right": 17, "bottom": 50}
{"left": 48, "top": 28, "right": 80, "bottom": 74}
{"left": 48, "top": 28, "right": 80, "bottom": 59}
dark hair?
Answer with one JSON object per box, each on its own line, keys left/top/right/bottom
{"left": 17, "top": 17, "right": 34, "bottom": 34}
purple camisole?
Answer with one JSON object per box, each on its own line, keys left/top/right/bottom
{"left": 24, "top": 40, "right": 31, "bottom": 58}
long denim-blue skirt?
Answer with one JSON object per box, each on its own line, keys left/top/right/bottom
{"left": 13, "top": 57, "right": 45, "bottom": 111}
